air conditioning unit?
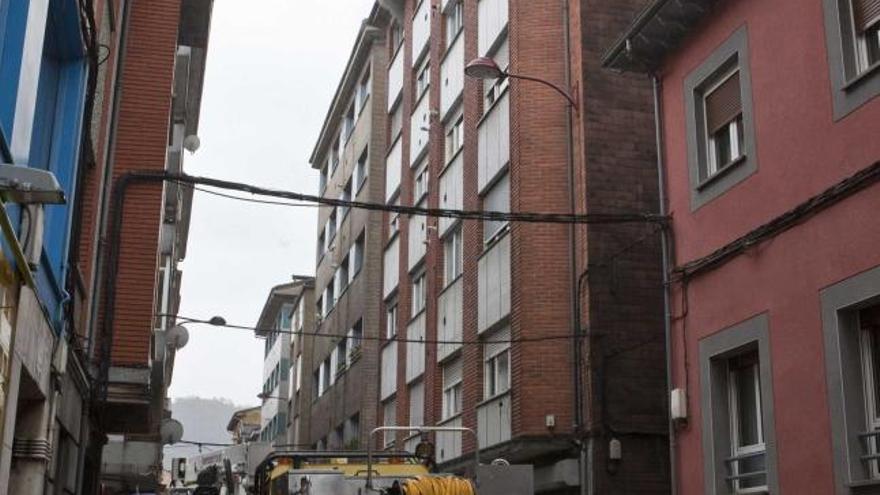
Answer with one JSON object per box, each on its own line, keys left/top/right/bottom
{"left": 22, "top": 205, "right": 45, "bottom": 270}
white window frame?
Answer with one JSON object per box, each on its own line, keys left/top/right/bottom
{"left": 854, "top": 7, "right": 880, "bottom": 74}
{"left": 444, "top": 0, "right": 463, "bottom": 48}
{"left": 445, "top": 113, "right": 464, "bottom": 165}
{"left": 443, "top": 226, "right": 463, "bottom": 287}
{"left": 484, "top": 348, "right": 510, "bottom": 399}
{"left": 727, "top": 356, "right": 767, "bottom": 494}
{"left": 414, "top": 160, "right": 429, "bottom": 202}
{"left": 443, "top": 380, "right": 462, "bottom": 420}
{"left": 387, "top": 301, "right": 399, "bottom": 339}
{"left": 411, "top": 271, "right": 427, "bottom": 317}
{"left": 861, "top": 322, "right": 880, "bottom": 478}
{"left": 702, "top": 68, "right": 744, "bottom": 177}
{"left": 416, "top": 57, "right": 431, "bottom": 100}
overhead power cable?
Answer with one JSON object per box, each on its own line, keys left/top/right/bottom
{"left": 168, "top": 315, "right": 590, "bottom": 346}
{"left": 153, "top": 171, "right": 667, "bottom": 225}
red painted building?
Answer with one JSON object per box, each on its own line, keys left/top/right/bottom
{"left": 606, "top": 0, "right": 880, "bottom": 493}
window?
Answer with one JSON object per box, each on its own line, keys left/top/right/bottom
{"left": 409, "top": 381, "right": 425, "bottom": 427}
{"left": 699, "top": 314, "right": 777, "bottom": 494}
{"left": 445, "top": 113, "right": 464, "bottom": 164}
{"left": 443, "top": 226, "right": 463, "bottom": 287}
{"left": 355, "top": 147, "right": 369, "bottom": 192}
{"left": 482, "top": 173, "right": 510, "bottom": 244}
{"left": 327, "top": 209, "right": 338, "bottom": 241}
{"left": 390, "top": 103, "right": 403, "bottom": 142}
{"left": 389, "top": 198, "right": 401, "bottom": 238}
{"left": 414, "top": 160, "right": 429, "bottom": 202}
{"left": 351, "top": 233, "right": 365, "bottom": 281}
{"left": 683, "top": 27, "right": 756, "bottom": 210}
{"left": 702, "top": 69, "right": 744, "bottom": 178}
{"left": 357, "top": 65, "right": 371, "bottom": 114}
{"left": 336, "top": 339, "right": 348, "bottom": 374}
{"left": 390, "top": 21, "right": 404, "bottom": 53}
{"left": 337, "top": 256, "right": 350, "bottom": 295}
{"left": 316, "top": 296, "right": 323, "bottom": 321}
{"left": 295, "top": 355, "right": 302, "bottom": 392}
{"left": 485, "top": 348, "right": 510, "bottom": 398}
{"left": 319, "top": 165, "right": 328, "bottom": 193}
{"left": 323, "top": 356, "right": 333, "bottom": 388}
{"left": 411, "top": 271, "right": 426, "bottom": 317}
{"left": 484, "top": 38, "right": 510, "bottom": 111}
{"left": 343, "top": 102, "right": 356, "bottom": 141}
{"left": 444, "top": 0, "right": 463, "bottom": 49}
{"left": 416, "top": 57, "right": 430, "bottom": 100}
{"left": 825, "top": 0, "right": 880, "bottom": 119}
{"left": 387, "top": 301, "right": 399, "bottom": 339}
{"left": 726, "top": 352, "right": 767, "bottom": 493}
{"left": 861, "top": 306, "right": 880, "bottom": 478}
{"left": 823, "top": 268, "right": 880, "bottom": 492}
{"left": 345, "top": 414, "right": 360, "bottom": 449}
{"left": 442, "top": 358, "right": 463, "bottom": 420}
{"left": 331, "top": 139, "right": 340, "bottom": 175}
{"left": 383, "top": 398, "right": 397, "bottom": 448}
{"left": 347, "top": 320, "right": 363, "bottom": 365}
{"left": 324, "top": 281, "right": 335, "bottom": 315}
{"left": 340, "top": 179, "right": 352, "bottom": 219}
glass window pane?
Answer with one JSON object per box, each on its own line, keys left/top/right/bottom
{"left": 483, "top": 173, "right": 510, "bottom": 243}
{"left": 734, "top": 361, "right": 761, "bottom": 447}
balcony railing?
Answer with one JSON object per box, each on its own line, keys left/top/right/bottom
{"left": 477, "top": 391, "right": 511, "bottom": 449}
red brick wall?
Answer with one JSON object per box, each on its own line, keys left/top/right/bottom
{"left": 108, "top": 0, "right": 181, "bottom": 366}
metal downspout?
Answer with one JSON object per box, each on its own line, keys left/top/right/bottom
{"left": 560, "top": 1, "right": 591, "bottom": 493}
{"left": 652, "top": 74, "right": 677, "bottom": 495}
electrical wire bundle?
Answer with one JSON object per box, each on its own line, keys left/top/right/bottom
{"left": 401, "top": 475, "right": 475, "bottom": 495}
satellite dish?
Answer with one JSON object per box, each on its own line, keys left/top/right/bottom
{"left": 183, "top": 134, "right": 201, "bottom": 153}
{"left": 161, "top": 418, "right": 184, "bottom": 445}
{"left": 167, "top": 325, "right": 190, "bottom": 350}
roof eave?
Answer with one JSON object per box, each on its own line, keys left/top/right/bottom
{"left": 601, "top": 0, "right": 717, "bottom": 73}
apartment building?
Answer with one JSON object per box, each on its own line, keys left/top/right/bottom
{"left": 286, "top": 278, "right": 315, "bottom": 448}
{"left": 256, "top": 282, "right": 302, "bottom": 444}
{"left": 304, "top": 5, "right": 390, "bottom": 451}
{"left": 375, "top": 0, "right": 667, "bottom": 493}
{"left": 604, "top": 0, "right": 880, "bottom": 493}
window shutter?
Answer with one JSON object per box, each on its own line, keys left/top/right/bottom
{"left": 705, "top": 71, "right": 742, "bottom": 134}
{"left": 854, "top": 0, "right": 880, "bottom": 32}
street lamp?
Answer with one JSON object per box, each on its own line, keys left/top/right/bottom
{"left": 464, "top": 57, "right": 579, "bottom": 110}
{"left": 165, "top": 315, "right": 227, "bottom": 350}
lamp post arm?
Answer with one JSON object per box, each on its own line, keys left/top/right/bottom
{"left": 505, "top": 71, "right": 579, "bottom": 110}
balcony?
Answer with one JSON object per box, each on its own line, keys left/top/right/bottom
{"left": 478, "top": 232, "right": 510, "bottom": 334}
{"left": 477, "top": 391, "right": 511, "bottom": 449}
{"left": 437, "top": 278, "right": 463, "bottom": 362}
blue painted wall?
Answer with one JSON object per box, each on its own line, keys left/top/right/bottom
{"left": 1, "top": 0, "right": 88, "bottom": 332}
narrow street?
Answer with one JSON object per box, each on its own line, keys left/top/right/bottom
{"left": 0, "top": 0, "right": 879, "bottom": 494}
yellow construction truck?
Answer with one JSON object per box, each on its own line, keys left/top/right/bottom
{"left": 253, "top": 426, "right": 532, "bottom": 495}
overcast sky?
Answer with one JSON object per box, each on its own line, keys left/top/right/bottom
{"left": 168, "top": 0, "right": 375, "bottom": 407}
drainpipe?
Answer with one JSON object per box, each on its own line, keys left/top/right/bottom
{"left": 651, "top": 73, "right": 677, "bottom": 495}
{"left": 560, "top": 1, "right": 591, "bottom": 494}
